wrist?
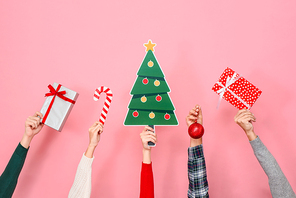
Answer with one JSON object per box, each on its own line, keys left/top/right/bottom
{"left": 190, "top": 138, "right": 202, "bottom": 147}
{"left": 142, "top": 148, "right": 151, "bottom": 164}
{"left": 245, "top": 130, "right": 257, "bottom": 141}
{"left": 143, "top": 148, "right": 151, "bottom": 153}
{"left": 85, "top": 144, "right": 96, "bottom": 158}
{"left": 88, "top": 143, "right": 98, "bottom": 149}
{"left": 20, "top": 133, "right": 34, "bottom": 149}
{"left": 142, "top": 147, "right": 151, "bottom": 152}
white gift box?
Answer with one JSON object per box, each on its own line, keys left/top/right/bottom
{"left": 40, "top": 83, "right": 79, "bottom": 132}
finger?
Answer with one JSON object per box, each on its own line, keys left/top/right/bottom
{"left": 198, "top": 106, "right": 202, "bottom": 115}
{"left": 98, "top": 125, "right": 104, "bottom": 134}
{"left": 195, "top": 105, "right": 201, "bottom": 113}
{"left": 146, "top": 138, "right": 156, "bottom": 144}
{"left": 28, "top": 118, "right": 39, "bottom": 129}
{"left": 144, "top": 126, "right": 154, "bottom": 132}
{"left": 143, "top": 137, "right": 157, "bottom": 145}
{"left": 143, "top": 136, "right": 157, "bottom": 143}
{"left": 194, "top": 105, "right": 201, "bottom": 113}
{"left": 235, "top": 109, "right": 250, "bottom": 119}
{"left": 145, "top": 133, "right": 157, "bottom": 139}
{"left": 98, "top": 126, "right": 104, "bottom": 134}
{"left": 26, "top": 120, "right": 37, "bottom": 129}
{"left": 234, "top": 110, "right": 253, "bottom": 122}
{"left": 140, "top": 134, "right": 157, "bottom": 144}
{"left": 149, "top": 134, "right": 157, "bottom": 142}
{"left": 234, "top": 109, "right": 247, "bottom": 120}
{"left": 29, "top": 116, "right": 42, "bottom": 124}
{"left": 187, "top": 115, "right": 197, "bottom": 121}
{"left": 89, "top": 121, "right": 100, "bottom": 131}
{"left": 34, "top": 111, "right": 43, "bottom": 119}
{"left": 189, "top": 109, "right": 198, "bottom": 116}
{"left": 141, "top": 131, "right": 156, "bottom": 138}
{"left": 242, "top": 114, "right": 256, "bottom": 122}
{"left": 98, "top": 122, "right": 104, "bottom": 129}
{"left": 37, "top": 123, "right": 44, "bottom": 129}
{"left": 236, "top": 114, "right": 255, "bottom": 124}
{"left": 96, "top": 122, "right": 103, "bottom": 130}
{"left": 92, "top": 121, "right": 100, "bottom": 127}
{"left": 236, "top": 112, "right": 254, "bottom": 122}
{"left": 93, "top": 124, "right": 103, "bottom": 134}
{"left": 146, "top": 126, "right": 154, "bottom": 132}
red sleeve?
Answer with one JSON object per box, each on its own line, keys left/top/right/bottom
{"left": 139, "top": 162, "right": 154, "bottom": 198}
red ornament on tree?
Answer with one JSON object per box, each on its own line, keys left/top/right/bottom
{"left": 142, "top": 78, "right": 149, "bottom": 85}
{"left": 156, "top": 95, "right": 162, "bottom": 102}
{"left": 188, "top": 122, "right": 204, "bottom": 139}
{"left": 164, "top": 113, "right": 170, "bottom": 120}
{"left": 133, "top": 110, "right": 139, "bottom": 117}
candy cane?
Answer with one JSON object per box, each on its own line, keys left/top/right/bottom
{"left": 93, "top": 86, "right": 113, "bottom": 125}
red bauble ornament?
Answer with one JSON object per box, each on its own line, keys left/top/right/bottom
{"left": 188, "top": 122, "right": 204, "bottom": 139}
{"left": 164, "top": 113, "right": 170, "bottom": 120}
{"left": 156, "top": 95, "right": 162, "bottom": 102}
{"left": 142, "top": 78, "right": 148, "bottom": 85}
{"left": 133, "top": 111, "right": 139, "bottom": 117}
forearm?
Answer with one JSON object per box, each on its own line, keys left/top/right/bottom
{"left": 190, "top": 138, "right": 202, "bottom": 147}
{"left": 142, "top": 149, "right": 151, "bottom": 164}
{"left": 20, "top": 133, "right": 34, "bottom": 149}
{"left": 68, "top": 154, "right": 94, "bottom": 198}
{"left": 0, "top": 143, "right": 28, "bottom": 198}
{"left": 85, "top": 145, "right": 96, "bottom": 159}
{"left": 250, "top": 137, "right": 296, "bottom": 198}
{"left": 140, "top": 162, "right": 154, "bottom": 198}
{"left": 245, "top": 129, "right": 257, "bottom": 141}
{"left": 187, "top": 144, "right": 209, "bottom": 198}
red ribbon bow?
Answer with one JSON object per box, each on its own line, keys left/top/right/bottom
{"left": 42, "top": 84, "right": 76, "bottom": 124}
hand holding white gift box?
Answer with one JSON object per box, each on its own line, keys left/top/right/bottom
{"left": 40, "top": 83, "right": 79, "bottom": 132}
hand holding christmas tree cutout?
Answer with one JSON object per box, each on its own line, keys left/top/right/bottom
{"left": 124, "top": 40, "right": 178, "bottom": 146}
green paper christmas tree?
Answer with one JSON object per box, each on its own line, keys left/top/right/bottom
{"left": 124, "top": 40, "right": 178, "bottom": 126}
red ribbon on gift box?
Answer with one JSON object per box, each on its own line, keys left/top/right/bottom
{"left": 42, "top": 84, "right": 76, "bottom": 124}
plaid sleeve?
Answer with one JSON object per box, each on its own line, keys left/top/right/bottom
{"left": 187, "top": 144, "right": 209, "bottom": 198}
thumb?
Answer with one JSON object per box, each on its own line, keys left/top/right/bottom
{"left": 197, "top": 107, "right": 203, "bottom": 125}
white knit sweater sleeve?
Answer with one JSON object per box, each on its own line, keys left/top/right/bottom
{"left": 68, "top": 153, "right": 94, "bottom": 198}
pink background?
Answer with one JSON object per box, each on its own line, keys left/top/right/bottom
{"left": 1, "top": 0, "right": 296, "bottom": 197}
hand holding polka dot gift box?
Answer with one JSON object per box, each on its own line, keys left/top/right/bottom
{"left": 212, "top": 67, "right": 262, "bottom": 109}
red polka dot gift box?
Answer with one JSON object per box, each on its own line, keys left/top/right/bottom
{"left": 212, "top": 67, "right": 262, "bottom": 110}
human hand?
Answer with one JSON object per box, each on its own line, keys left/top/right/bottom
{"left": 21, "top": 112, "right": 44, "bottom": 148}
{"left": 85, "top": 121, "right": 103, "bottom": 158}
{"left": 140, "top": 126, "right": 157, "bottom": 151}
{"left": 234, "top": 109, "right": 257, "bottom": 141}
{"left": 24, "top": 112, "right": 44, "bottom": 138}
{"left": 88, "top": 121, "right": 103, "bottom": 148}
{"left": 186, "top": 105, "right": 203, "bottom": 147}
{"left": 186, "top": 105, "right": 203, "bottom": 127}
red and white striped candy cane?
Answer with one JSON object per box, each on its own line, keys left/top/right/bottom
{"left": 93, "top": 86, "right": 113, "bottom": 125}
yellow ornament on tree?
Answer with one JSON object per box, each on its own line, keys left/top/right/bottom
{"left": 148, "top": 60, "right": 154, "bottom": 67}
{"left": 154, "top": 80, "right": 160, "bottom": 87}
{"left": 141, "top": 96, "right": 147, "bottom": 103}
{"left": 149, "top": 112, "right": 155, "bottom": 119}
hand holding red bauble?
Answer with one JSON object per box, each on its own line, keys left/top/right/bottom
{"left": 188, "top": 122, "right": 204, "bottom": 139}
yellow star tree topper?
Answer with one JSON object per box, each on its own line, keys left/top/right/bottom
{"left": 144, "top": 40, "right": 156, "bottom": 52}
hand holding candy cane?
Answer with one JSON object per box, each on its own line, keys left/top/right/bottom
{"left": 93, "top": 86, "right": 113, "bottom": 125}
